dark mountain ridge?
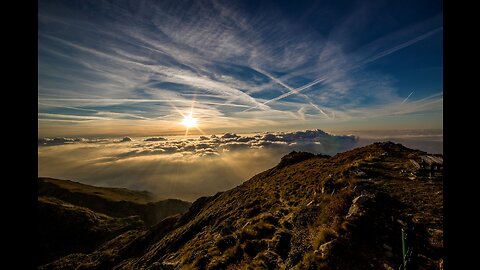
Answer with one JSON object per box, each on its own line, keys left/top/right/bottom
{"left": 40, "top": 142, "right": 443, "bottom": 270}
{"left": 38, "top": 178, "right": 191, "bottom": 266}
{"left": 38, "top": 177, "right": 191, "bottom": 226}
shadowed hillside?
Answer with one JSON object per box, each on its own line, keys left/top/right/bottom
{"left": 38, "top": 177, "right": 157, "bottom": 203}
{"left": 38, "top": 196, "right": 145, "bottom": 265}
{"left": 38, "top": 177, "right": 191, "bottom": 226}
{"left": 38, "top": 178, "right": 191, "bottom": 266}
{"left": 40, "top": 142, "right": 443, "bottom": 270}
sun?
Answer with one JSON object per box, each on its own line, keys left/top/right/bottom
{"left": 181, "top": 114, "right": 197, "bottom": 128}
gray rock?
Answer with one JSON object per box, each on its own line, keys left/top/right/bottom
{"left": 346, "top": 193, "right": 376, "bottom": 219}
{"left": 319, "top": 239, "right": 336, "bottom": 258}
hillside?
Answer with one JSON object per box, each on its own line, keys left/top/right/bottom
{"left": 38, "top": 196, "right": 145, "bottom": 265}
{"left": 38, "top": 177, "right": 191, "bottom": 226}
{"left": 38, "top": 178, "right": 191, "bottom": 266}
{"left": 39, "top": 177, "right": 157, "bottom": 204}
{"left": 40, "top": 142, "right": 443, "bottom": 270}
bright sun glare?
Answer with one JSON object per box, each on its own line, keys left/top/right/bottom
{"left": 182, "top": 114, "right": 197, "bottom": 128}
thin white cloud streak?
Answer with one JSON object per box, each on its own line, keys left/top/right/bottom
{"left": 340, "top": 91, "right": 443, "bottom": 119}
{"left": 361, "top": 27, "right": 442, "bottom": 66}
{"left": 251, "top": 67, "right": 297, "bottom": 95}
{"left": 38, "top": 102, "right": 154, "bottom": 120}
{"left": 401, "top": 91, "right": 415, "bottom": 104}
{"left": 247, "top": 15, "right": 441, "bottom": 107}
{"left": 410, "top": 92, "right": 443, "bottom": 103}
{"left": 244, "top": 27, "right": 443, "bottom": 112}
{"left": 251, "top": 67, "right": 334, "bottom": 119}
{"left": 40, "top": 32, "right": 268, "bottom": 110}
{"left": 38, "top": 113, "right": 112, "bottom": 121}
{"left": 38, "top": 1, "right": 442, "bottom": 135}
{"left": 38, "top": 102, "right": 99, "bottom": 113}
{"left": 38, "top": 98, "right": 251, "bottom": 108}
{"left": 38, "top": 95, "right": 255, "bottom": 125}
{"left": 270, "top": 91, "right": 442, "bottom": 122}
{"left": 308, "top": 102, "right": 332, "bottom": 119}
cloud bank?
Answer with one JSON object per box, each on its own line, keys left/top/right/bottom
{"left": 38, "top": 129, "right": 357, "bottom": 201}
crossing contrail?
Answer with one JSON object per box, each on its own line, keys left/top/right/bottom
{"left": 243, "top": 27, "right": 443, "bottom": 112}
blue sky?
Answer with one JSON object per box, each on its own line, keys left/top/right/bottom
{"left": 38, "top": 0, "right": 443, "bottom": 137}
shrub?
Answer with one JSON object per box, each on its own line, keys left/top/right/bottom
{"left": 297, "top": 251, "right": 328, "bottom": 270}
{"left": 243, "top": 239, "right": 268, "bottom": 257}
{"left": 252, "top": 250, "right": 280, "bottom": 270}
{"left": 216, "top": 235, "right": 236, "bottom": 251}
{"left": 311, "top": 227, "right": 338, "bottom": 250}
{"left": 273, "top": 230, "right": 292, "bottom": 259}
{"left": 262, "top": 215, "right": 279, "bottom": 226}
{"left": 253, "top": 222, "right": 277, "bottom": 239}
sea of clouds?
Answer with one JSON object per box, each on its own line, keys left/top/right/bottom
{"left": 38, "top": 129, "right": 357, "bottom": 201}
{"left": 38, "top": 129, "right": 442, "bottom": 201}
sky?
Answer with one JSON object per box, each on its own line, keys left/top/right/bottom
{"left": 38, "top": 0, "right": 443, "bottom": 138}
{"left": 38, "top": 0, "right": 443, "bottom": 199}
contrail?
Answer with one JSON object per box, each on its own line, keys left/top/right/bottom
{"left": 361, "top": 27, "right": 442, "bottom": 66}
{"left": 243, "top": 27, "right": 443, "bottom": 112}
{"left": 251, "top": 67, "right": 300, "bottom": 95}
{"left": 249, "top": 67, "right": 330, "bottom": 118}
{"left": 401, "top": 91, "right": 414, "bottom": 104}
{"left": 309, "top": 102, "right": 331, "bottom": 118}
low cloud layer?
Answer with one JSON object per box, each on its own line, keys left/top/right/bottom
{"left": 353, "top": 129, "right": 443, "bottom": 154}
{"left": 38, "top": 129, "right": 357, "bottom": 201}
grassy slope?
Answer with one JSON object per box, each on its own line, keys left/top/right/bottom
{"left": 38, "top": 178, "right": 191, "bottom": 266}
{"left": 38, "top": 178, "right": 191, "bottom": 226}
{"left": 38, "top": 196, "right": 144, "bottom": 266}
{"left": 41, "top": 142, "right": 443, "bottom": 270}
{"left": 38, "top": 177, "right": 156, "bottom": 204}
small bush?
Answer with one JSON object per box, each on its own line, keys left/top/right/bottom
{"left": 297, "top": 252, "right": 328, "bottom": 270}
{"left": 252, "top": 250, "right": 280, "bottom": 270}
{"left": 262, "top": 215, "right": 279, "bottom": 226}
{"left": 253, "top": 222, "right": 277, "bottom": 239}
{"left": 273, "top": 230, "right": 292, "bottom": 259}
{"left": 216, "top": 235, "right": 236, "bottom": 251}
{"left": 282, "top": 220, "right": 293, "bottom": 230}
{"left": 243, "top": 239, "right": 268, "bottom": 257}
{"left": 312, "top": 227, "right": 338, "bottom": 250}
{"left": 219, "top": 223, "right": 234, "bottom": 236}
{"left": 245, "top": 205, "right": 261, "bottom": 218}
{"left": 194, "top": 254, "right": 211, "bottom": 268}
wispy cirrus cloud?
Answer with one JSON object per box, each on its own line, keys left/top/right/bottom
{"left": 38, "top": 0, "right": 443, "bottom": 137}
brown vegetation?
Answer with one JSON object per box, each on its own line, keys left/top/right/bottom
{"left": 39, "top": 142, "right": 443, "bottom": 269}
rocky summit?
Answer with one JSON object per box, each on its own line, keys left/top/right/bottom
{"left": 39, "top": 142, "right": 443, "bottom": 270}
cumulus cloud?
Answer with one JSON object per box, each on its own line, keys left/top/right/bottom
{"left": 221, "top": 133, "right": 240, "bottom": 139}
{"left": 354, "top": 129, "right": 443, "bottom": 154}
{"left": 38, "top": 137, "right": 81, "bottom": 146}
{"left": 144, "top": 137, "right": 167, "bottom": 142}
{"left": 119, "top": 136, "right": 132, "bottom": 142}
{"left": 38, "top": 129, "right": 358, "bottom": 201}
{"left": 96, "top": 129, "right": 358, "bottom": 161}
{"left": 38, "top": 137, "right": 109, "bottom": 146}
